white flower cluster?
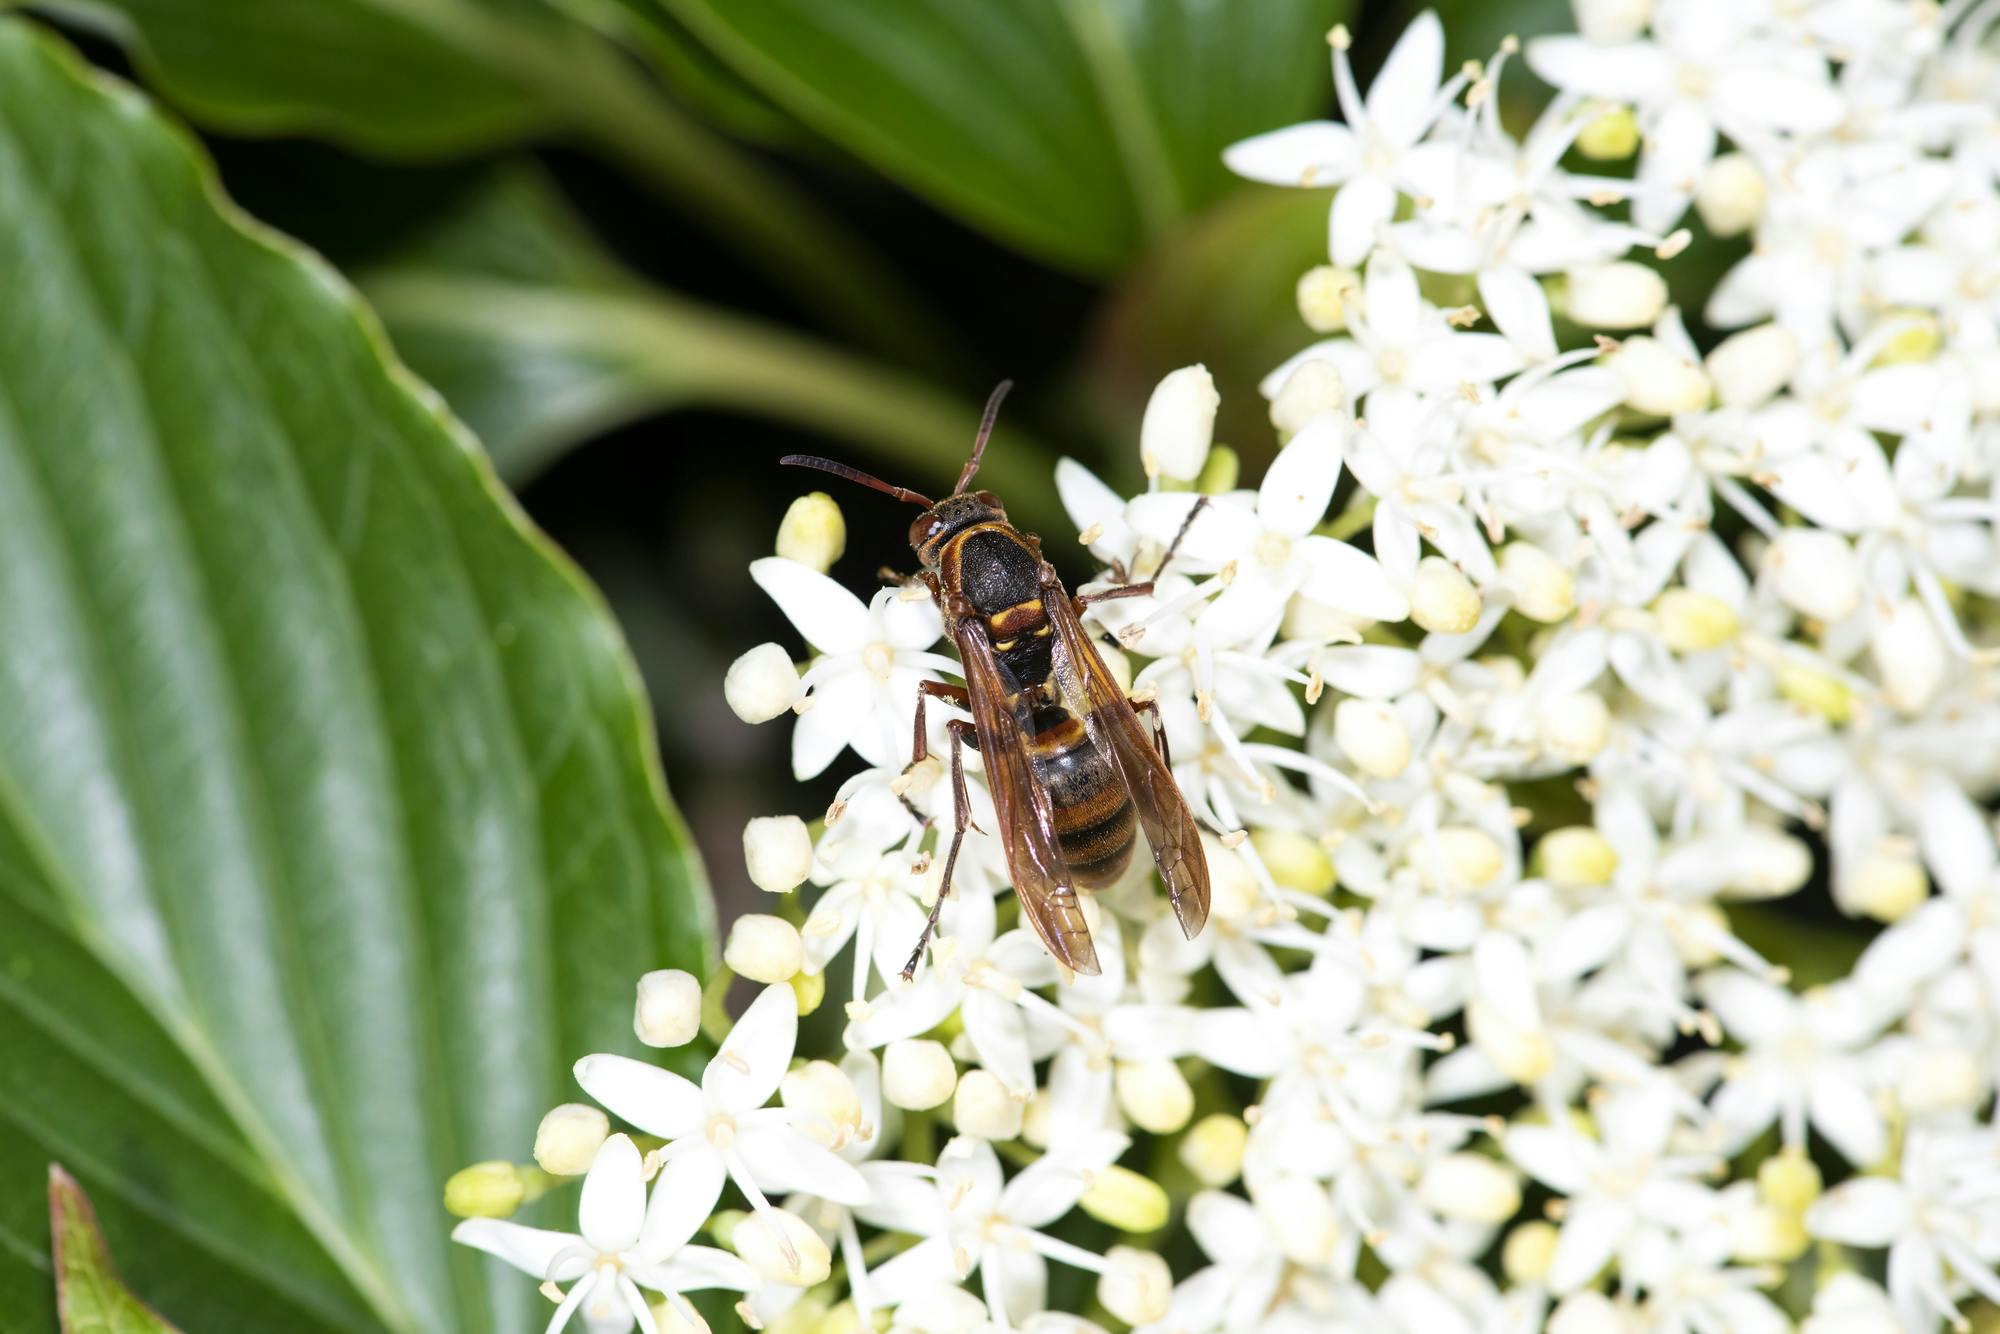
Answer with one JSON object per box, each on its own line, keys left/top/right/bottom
{"left": 455, "top": 2, "right": 2000, "bottom": 1330}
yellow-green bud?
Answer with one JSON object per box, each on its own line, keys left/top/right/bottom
{"left": 1114, "top": 1058, "right": 1195, "bottom": 1135}
{"left": 1419, "top": 1153, "right": 1522, "bottom": 1223}
{"left": 1195, "top": 443, "right": 1241, "bottom": 496}
{"left": 1334, "top": 697, "right": 1413, "bottom": 778}
{"left": 724, "top": 914, "right": 804, "bottom": 983}
{"left": 444, "top": 1161, "right": 526, "bottom": 1219}
{"left": 1297, "top": 265, "right": 1360, "bottom": 332}
{"left": 1269, "top": 359, "right": 1346, "bottom": 438}
{"left": 1416, "top": 826, "right": 1505, "bottom": 893}
{"left": 1535, "top": 826, "right": 1619, "bottom": 888}
{"left": 882, "top": 1038, "right": 957, "bottom": 1110}
{"left": 1654, "top": 589, "right": 1738, "bottom": 651}
{"left": 1874, "top": 310, "right": 1943, "bottom": 366}
{"left": 1468, "top": 999, "right": 1555, "bottom": 1083}
{"left": 1731, "top": 1202, "right": 1809, "bottom": 1263}
{"left": 1179, "top": 1112, "right": 1249, "bottom": 1187}
{"left": 782, "top": 1060, "right": 863, "bottom": 1151}
{"left": 635, "top": 968, "right": 703, "bottom": 1048}
{"left": 790, "top": 967, "right": 826, "bottom": 1016}
{"left": 1098, "top": 1247, "right": 1174, "bottom": 1325}
{"left": 1759, "top": 1149, "right": 1823, "bottom": 1216}
{"left": 732, "top": 1208, "right": 832, "bottom": 1286}
{"left": 1695, "top": 152, "right": 1766, "bottom": 237}
{"left": 1409, "top": 556, "right": 1483, "bottom": 635}
{"left": 776, "top": 492, "right": 846, "bottom": 573}
{"left": 1079, "top": 1164, "right": 1171, "bottom": 1233}
{"left": 533, "top": 1103, "right": 610, "bottom": 1177}
{"left": 1502, "top": 1220, "right": 1560, "bottom": 1284}
{"left": 1607, "top": 336, "right": 1713, "bottom": 417}
{"left": 952, "top": 1068, "right": 1024, "bottom": 1140}
{"left": 1777, "top": 661, "right": 1854, "bottom": 724}
{"left": 744, "top": 814, "right": 814, "bottom": 894}
{"left": 1500, "top": 542, "right": 1577, "bottom": 623}
{"left": 1847, "top": 851, "right": 1929, "bottom": 923}
{"left": 1575, "top": 104, "right": 1640, "bottom": 159}
{"left": 1251, "top": 826, "right": 1335, "bottom": 895}
{"left": 1539, "top": 691, "right": 1611, "bottom": 764}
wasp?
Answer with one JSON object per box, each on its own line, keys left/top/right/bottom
{"left": 784, "top": 382, "right": 1210, "bottom": 978}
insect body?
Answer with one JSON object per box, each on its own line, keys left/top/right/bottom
{"left": 783, "top": 382, "right": 1210, "bottom": 977}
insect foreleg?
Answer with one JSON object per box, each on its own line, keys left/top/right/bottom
{"left": 902, "top": 717, "right": 977, "bottom": 981}
{"left": 902, "top": 679, "right": 971, "bottom": 825}
{"left": 1076, "top": 495, "right": 1211, "bottom": 608}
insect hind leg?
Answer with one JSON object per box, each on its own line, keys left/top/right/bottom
{"left": 903, "top": 718, "right": 977, "bottom": 981}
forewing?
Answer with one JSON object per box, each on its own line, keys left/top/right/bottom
{"left": 953, "top": 613, "right": 1100, "bottom": 975}
{"left": 1046, "top": 590, "right": 1211, "bottom": 938}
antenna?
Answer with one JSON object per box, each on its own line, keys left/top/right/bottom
{"left": 780, "top": 456, "right": 934, "bottom": 508}
{"left": 955, "top": 379, "right": 1014, "bottom": 495}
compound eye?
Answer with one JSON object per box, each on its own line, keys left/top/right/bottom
{"left": 908, "top": 515, "right": 939, "bottom": 547}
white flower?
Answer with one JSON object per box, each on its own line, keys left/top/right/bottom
{"left": 750, "top": 558, "right": 954, "bottom": 779}
{"left": 575, "top": 985, "right": 871, "bottom": 1256}
{"left": 1225, "top": 12, "right": 1462, "bottom": 266}
{"left": 453, "top": 1133, "right": 755, "bottom": 1333}
{"left": 1141, "top": 365, "right": 1220, "bottom": 481}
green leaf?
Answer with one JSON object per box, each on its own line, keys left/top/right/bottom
{"left": 654, "top": 0, "right": 1349, "bottom": 270}
{"left": 22, "top": 0, "right": 958, "bottom": 373}
{"left": 49, "top": 1168, "right": 183, "bottom": 1334}
{"left": 0, "top": 20, "right": 712, "bottom": 1333}
{"left": 362, "top": 166, "right": 1073, "bottom": 533}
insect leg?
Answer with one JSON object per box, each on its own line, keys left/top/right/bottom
{"left": 1077, "top": 496, "right": 1211, "bottom": 607}
{"left": 902, "top": 717, "right": 977, "bottom": 981}
{"left": 1132, "top": 696, "right": 1172, "bottom": 766}
{"left": 902, "top": 680, "right": 972, "bottom": 824}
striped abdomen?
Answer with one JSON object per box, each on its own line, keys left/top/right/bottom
{"left": 1026, "top": 702, "right": 1135, "bottom": 888}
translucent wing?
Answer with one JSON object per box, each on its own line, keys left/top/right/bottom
{"left": 952, "top": 610, "right": 1101, "bottom": 975}
{"left": 1045, "top": 586, "right": 1211, "bottom": 939}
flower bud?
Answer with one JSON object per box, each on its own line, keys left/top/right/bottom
{"left": 733, "top": 1208, "right": 831, "bottom": 1286}
{"left": 1567, "top": 262, "right": 1668, "bottom": 329}
{"left": 1195, "top": 443, "right": 1241, "bottom": 495}
{"left": 1575, "top": 104, "right": 1640, "bottom": 159}
{"left": 444, "top": 1161, "right": 526, "bottom": 1218}
{"left": 1205, "top": 836, "right": 1261, "bottom": 919}
{"left": 1653, "top": 588, "right": 1738, "bottom": 652}
{"left": 1608, "top": 336, "right": 1711, "bottom": 416}
{"left": 952, "top": 1068, "right": 1023, "bottom": 1140}
{"left": 1731, "top": 1202, "right": 1808, "bottom": 1263}
{"left": 1080, "top": 1164, "right": 1170, "bottom": 1233}
{"left": 1846, "top": 852, "right": 1927, "bottom": 922}
{"left": 1269, "top": 359, "right": 1346, "bottom": 437}
{"left": 1500, "top": 542, "right": 1576, "bottom": 623}
{"left": 1250, "top": 827, "right": 1336, "bottom": 895}
{"left": 1551, "top": 1293, "right": 1625, "bottom": 1334}
{"left": 634, "top": 968, "right": 703, "bottom": 1048}
{"left": 1020, "top": 1088, "right": 1054, "bottom": 1149}
{"left": 724, "top": 914, "right": 804, "bottom": 983}
{"left": 1468, "top": 999, "right": 1555, "bottom": 1083}
{"left": 647, "top": 1297, "right": 708, "bottom": 1334}
{"left": 790, "top": 967, "right": 826, "bottom": 1016}
{"left": 1875, "top": 311, "right": 1944, "bottom": 366}
{"left": 1873, "top": 598, "right": 1944, "bottom": 715}
{"left": 725, "top": 643, "right": 803, "bottom": 724}
{"left": 1759, "top": 1150, "right": 1823, "bottom": 1215}
{"left": 782, "top": 1060, "right": 864, "bottom": 1150}
{"left": 533, "top": 1104, "right": 610, "bottom": 1177}
{"left": 1900, "top": 1046, "right": 1982, "bottom": 1115}
{"left": 1255, "top": 1176, "right": 1336, "bottom": 1265}
{"left": 1572, "top": 0, "right": 1649, "bottom": 40}
{"left": 1769, "top": 528, "right": 1860, "bottom": 624}
{"left": 743, "top": 814, "right": 814, "bottom": 894}
{"left": 1419, "top": 1153, "right": 1521, "bottom": 1224}
{"left": 1731, "top": 831, "right": 1813, "bottom": 898}
{"left": 882, "top": 1038, "right": 957, "bottom": 1110}
{"left": 1115, "top": 1058, "right": 1195, "bottom": 1134}
{"left": 1695, "top": 152, "right": 1766, "bottom": 236}
{"left": 1417, "top": 826, "right": 1506, "bottom": 893}
{"left": 1099, "top": 1247, "right": 1174, "bottom": 1324}
{"left": 1502, "top": 1220, "right": 1560, "bottom": 1284}
{"left": 1180, "top": 1113, "right": 1249, "bottom": 1187}
{"left": 1536, "top": 826, "right": 1619, "bottom": 888}
{"left": 776, "top": 492, "right": 846, "bottom": 573}
{"left": 1296, "top": 265, "right": 1359, "bottom": 332}
{"left": 1142, "top": 365, "right": 1220, "bottom": 482}
{"left": 1776, "top": 661, "right": 1854, "bottom": 725}
{"left": 1409, "top": 556, "right": 1482, "bottom": 635}
{"left": 1096, "top": 641, "right": 1134, "bottom": 696}
{"left": 1333, "top": 698, "right": 1412, "bottom": 778}
{"left": 1707, "top": 324, "right": 1799, "bottom": 410}
{"left": 1539, "top": 691, "right": 1610, "bottom": 764}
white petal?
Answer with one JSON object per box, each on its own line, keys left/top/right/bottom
{"left": 1479, "top": 263, "right": 1557, "bottom": 361}
{"left": 1258, "top": 415, "right": 1345, "bottom": 537}
{"left": 1808, "top": 1067, "right": 1886, "bottom": 1167}
{"left": 640, "top": 1147, "right": 726, "bottom": 1258}
{"left": 706, "top": 983, "right": 799, "bottom": 1113}
{"left": 1332, "top": 175, "right": 1397, "bottom": 268}
{"left": 646, "top": 1245, "right": 758, "bottom": 1294}
{"left": 1699, "top": 970, "right": 1796, "bottom": 1046}
{"left": 1409, "top": 333, "right": 1524, "bottom": 391}
{"left": 1366, "top": 10, "right": 1445, "bottom": 147}
{"left": 877, "top": 587, "right": 944, "bottom": 651}
{"left": 1505, "top": 1126, "right": 1592, "bottom": 1194}
{"left": 579, "top": 1133, "right": 646, "bottom": 1254}
{"left": 1918, "top": 780, "right": 1996, "bottom": 900}
{"left": 575, "top": 1055, "right": 705, "bottom": 1139}
{"left": 1634, "top": 101, "right": 1715, "bottom": 233}
{"left": 1315, "top": 645, "right": 1423, "bottom": 697}
{"left": 1056, "top": 457, "right": 1134, "bottom": 559}
{"left": 1713, "top": 63, "right": 1845, "bottom": 133}
{"left": 1807, "top": 1177, "right": 1911, "bottom": 1247}
{"left": 736, "top": 1123, "right": 873, "bottom": 1204}
{"left": 1548, "top": 1197, "right": 1632, "bottom": 1293}
{"left": 1223, "top": 121, "right": 1361, "bottom": 187}
{"left": 1524, "top": 36, "right": 1673, "bottom": 101}
{"left": 1297, "top": 537, "right": 1409, "bottom": 623}
{"left": 791, "top": 667, "right": 873, "bottom": 781}
{"left": 1125, "top": 492, "right": 1259, "bottom": 569}
{"left": 1363, "top": 249, "right": 1422, "bottom": 344}
{"left": 452, "top": 1218, "right": 579, "bottom": 1280}
{"left": 750, "top": 558, "right": 869, "bottom": 654}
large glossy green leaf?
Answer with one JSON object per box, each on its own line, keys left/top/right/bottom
{"left": 362, "top": 167, "right": 1073, "bottom": 533}
{"left": 654, "top": 0, "right": 1348, "bottom": 270}
{"left": 24, "top": 0, "right": 956, "bottom": 373}
{"left": 48, "top": 1169, "right": 182, "bottom": 1333}
{"left": 0, "top": 20, "right": 711, "bottom": 1333}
